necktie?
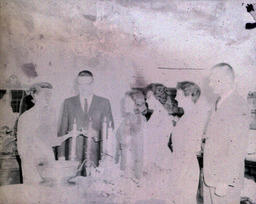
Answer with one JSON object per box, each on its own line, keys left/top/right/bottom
{"left": 215, "top": 96, "right": 221, "bottom": 111}
{"left": 84, "top": 98, "right": 88, "bottom": 113}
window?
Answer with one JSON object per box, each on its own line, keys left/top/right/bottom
{"left": 10, "top": 90, "right": 25, "bottom": 113}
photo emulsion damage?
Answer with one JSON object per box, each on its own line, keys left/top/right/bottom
{"left": 0, "top": 1, "right": 256, "bottom": 204}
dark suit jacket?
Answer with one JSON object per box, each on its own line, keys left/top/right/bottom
{"left": 57, "top": 95, "right": 114, "bottom": 172}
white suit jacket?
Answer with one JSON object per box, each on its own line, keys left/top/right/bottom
{"left": 203, "top": 91, "right": 250, "bottom": 188}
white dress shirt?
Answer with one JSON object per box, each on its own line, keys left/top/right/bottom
{"left": 79, "top": 94, "right": 93, "bottom": 112}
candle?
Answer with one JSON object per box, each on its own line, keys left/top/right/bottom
{"left": 85, "top": 117, "right": 93, "bottom": 175}
{"left": 70, "top": 118, "right": 77, "bottom": 161}
{"left": 102, "top": 116, "right": 108, "bottom": 157}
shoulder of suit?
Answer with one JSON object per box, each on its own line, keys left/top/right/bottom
{"left": 226, "top": 93, "right": 249, "bottom": 114}
{"left": 94, "top": 95, "right": 110, "bottom": 103}
{"left": 233, "top": 93, "right": 248, "bottom": 108}
{"left": 64, "top": 95, "right": 79, "bottom": 104}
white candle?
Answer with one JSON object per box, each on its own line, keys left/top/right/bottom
{"left": 102, "top": 116, "right": 108, "bottom": 156}
{"left": 70, "top": 118, "right": 77, "bottom": 161}
{"left": 86, "top": 117, "right": 93, "bottom": 175}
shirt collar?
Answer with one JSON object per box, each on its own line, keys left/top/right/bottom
{"left": 79, "top": 94, "right": 93, "bottom": 107}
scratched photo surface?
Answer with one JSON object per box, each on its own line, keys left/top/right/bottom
{"left": 0, "top": 0, "right": 256, "bottom": 204}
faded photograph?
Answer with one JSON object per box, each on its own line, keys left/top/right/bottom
{"left": 0, "top": 1, "right": 256, "bottom": 204}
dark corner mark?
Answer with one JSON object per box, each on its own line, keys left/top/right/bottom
{"left": 21, "top": 63, "right": 38, "bottom": 78}
{"left": 246, "top": 22, "right": 256, "bottom": 29}
{"left": 157, "top": 67, "right": 205, "bottom": 71}
{"left": 246, "top": 4, "right": 254, "bottom": 12}
{"left": 245, "top": 4, "right": 256, "bottom": 30}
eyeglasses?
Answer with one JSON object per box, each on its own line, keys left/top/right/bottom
{"left": 77, "top": 81, "right": 93, "bottom": 86}
{"left": 77, "top": 77, "right": 94, "bottom": 86}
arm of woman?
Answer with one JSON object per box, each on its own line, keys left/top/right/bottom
{"left": 51, "top": 133, "right": 72, "bottom": 147}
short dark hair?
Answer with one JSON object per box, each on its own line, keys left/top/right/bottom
{"left": 78, "top": 70, "right": 93, "bottom": 78}
{"left": 212, "top": 63, "right": 235, "bottom": 81}
{"left": 176, "top": 81, "right": 201, "bottom": 103}
{"left": 129, "top": 90, "right": 145, "bottom": 102}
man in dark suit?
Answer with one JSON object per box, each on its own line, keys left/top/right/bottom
{"left": 58, "top": 70, "right": 114, "bottom": 176}
{"left": 203, "top": 63, "right": 250, "bottom": 204}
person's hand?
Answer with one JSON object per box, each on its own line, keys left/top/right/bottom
{"left": 215, "top": 183, "right": 228, "bottom": 197}
{"left": 78, "top": 128, "right": 88, "bottom": 136}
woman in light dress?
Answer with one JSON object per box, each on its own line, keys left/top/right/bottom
{"left": 115, "top": 92, "right": 144, "bottom": 180}
{"left": 170, "top": 81, "right": 207, "bottom": 204}
{"left": 133, "top": 90, "right": 174, "bottom": 202}
{"left": 143, "top": 90, "right": 174, "bottom": 172}
{"left": 17, "top": 82, "right": 70, "bottom": 184}
{"left": 115, "top": 90, "right": 173, "bottom": 202}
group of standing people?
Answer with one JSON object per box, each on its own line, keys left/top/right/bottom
{"left": 16, "top": 63, "right": 250, "bottom": 204}
{"left": 17, "top": 70, "right": 115, "bottom": 183}
{"left": 115, "top": 63, "right": 250, "bottom": 204}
